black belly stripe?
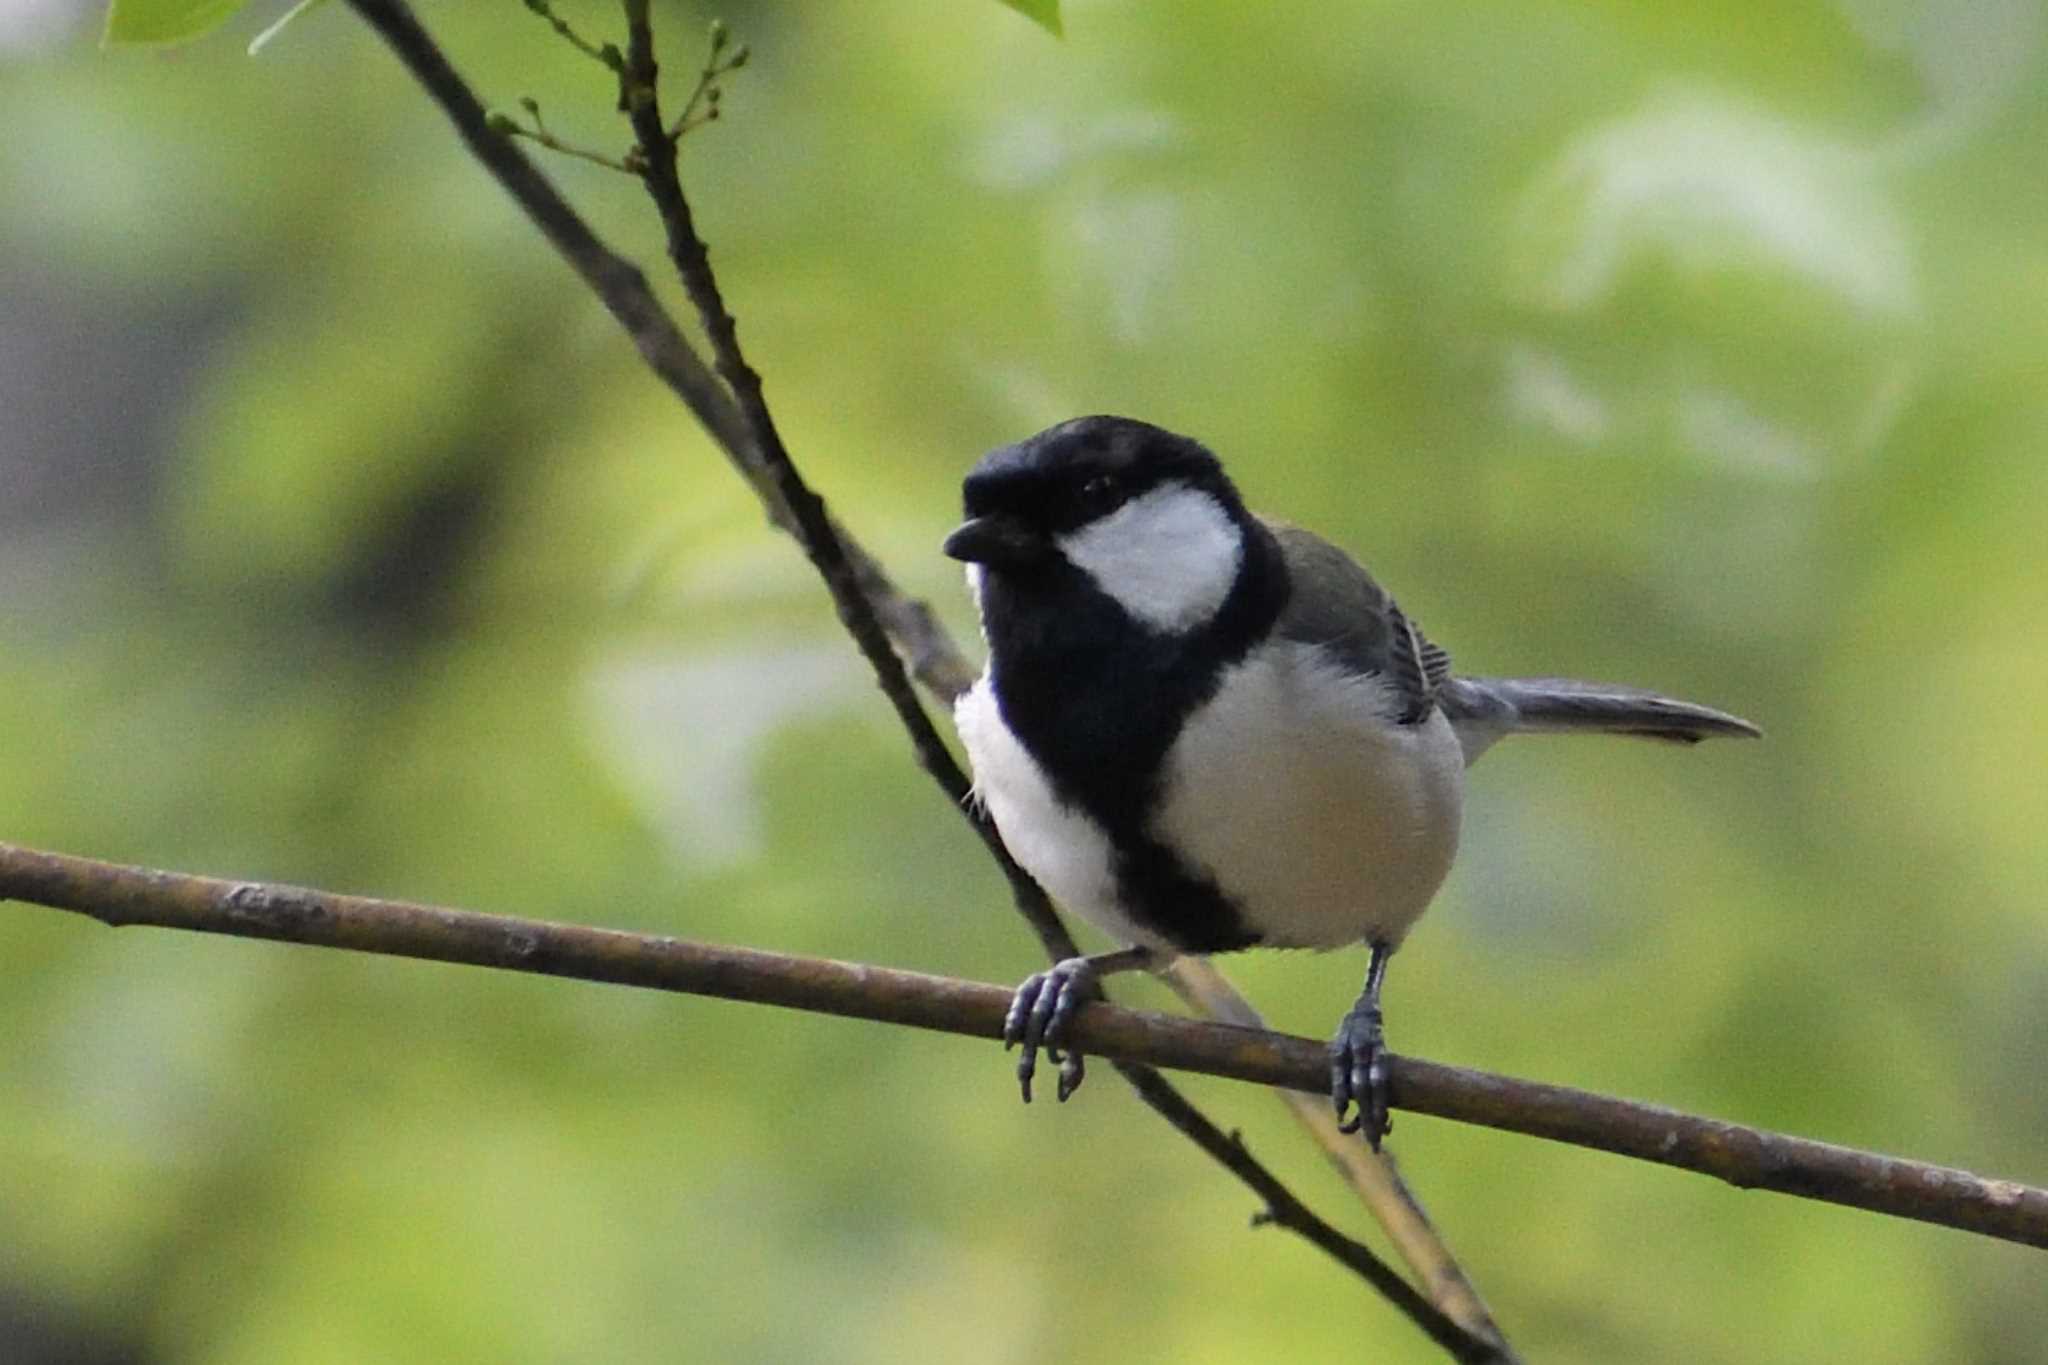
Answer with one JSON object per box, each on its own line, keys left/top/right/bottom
{"left": 1113, "top": 835, "right": 1262, "bottom": 953}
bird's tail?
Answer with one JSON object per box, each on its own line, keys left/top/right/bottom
{"left": 1440, "top": 676, "right": 1759, "bottom": 763}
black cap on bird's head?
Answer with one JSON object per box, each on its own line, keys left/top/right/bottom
{"left": 942, "top": 416, "right": 1235, "bottom": 572}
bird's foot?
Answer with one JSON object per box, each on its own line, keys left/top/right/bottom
{"left": 1002, "top": 956, "right": 1102, "bottom": 1104}
{"left": 1329, "top": 1003, "right": 1392, "bottom": 1150}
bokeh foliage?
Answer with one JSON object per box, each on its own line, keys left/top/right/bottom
{"left": 2, "top": 0, "right": 2046, "bottom": 1360}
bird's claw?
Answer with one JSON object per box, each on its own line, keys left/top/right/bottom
{"left": 1329, "top": 1004, "right": 1392, "bottom": 1150}
{"left": 1002, "top": 957, "right": 1098, "bottom": 1104}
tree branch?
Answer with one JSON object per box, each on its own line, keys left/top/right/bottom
{"left": 0, "top": 839, "right": 1481, "bottom": 1358}
{"left": 339, "top": 3, "right": 1500, "bottom": 1358}
{"left": 611, "top": 0, "right": 980, "bottom": 855}
{"left": 1166, "top": 958, "right": 1512, "bottom": 1345}
{"left": 4, "top": 840, "right": 2045, "bottom": 1254}
{"left": 608, "top": 14, "right": 1515, "bottom": 1352}
{"left": 343, "top": 0, "right": 975, "bottom": 705}
{"left": 600, "top": 13, "right": 1513, "bottom": 1359}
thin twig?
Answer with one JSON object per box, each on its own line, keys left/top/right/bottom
{"left": 611, "top": 10, "right": 1511, "bottom": 1339}
{"left": 489, "top": 99, "right": 640, "bottom": 174}
{"left": 609, "top": 0, "right": 1073, "bottom": 959}
{"left": 1108, "top": 1062, "right": 1496, "bottom": 1364}
{"left": 614, "top": 0, "right": 973, "bottom": 845}
{"left": 341, "top": 0, "right": 971, "bottom": 807}
{"left": 338, "top": 0, "right": 1042, "bottom": 965}
{"left": 347, "top": 0, "right": 1504, "bottom": 1347}
{"left": 4, "top": 840, "right": 2045, "bottom": 1254}
{"left": 346, "top": 0, "right": 745, "bottom": 452}
{"left": 602, "top": 10, "right": 1502, "bottom": 1357}
{"left": 518, "top": 0, "right": 622, "bottom": 71}
{"left": 665, "top": 19, "right": 746, "bottom": 140}
{"left": 341, "top": 2, "right": 1486, "bottom": 1356}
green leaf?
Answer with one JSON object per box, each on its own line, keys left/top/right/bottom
{"left": 997, "top": 0, "right": 1061, "bottom": 37}
{"left": 103, "top": 0, "right": 250, "bottom": 46}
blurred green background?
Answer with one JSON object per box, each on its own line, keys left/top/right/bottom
{"left": 2, "top": 0, "right": 2045, "bottom": 1359}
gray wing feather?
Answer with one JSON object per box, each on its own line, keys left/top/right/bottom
{"left": 1268, "top": 522, "right": 1445, "bottom": 725}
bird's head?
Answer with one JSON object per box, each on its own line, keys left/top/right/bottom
{"left": 944, "top": 416, "right": 1250, "bottom": 635}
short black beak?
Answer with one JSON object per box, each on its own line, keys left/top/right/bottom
{"left": 942, "top": 514, "right": 1050, "bottom": 570}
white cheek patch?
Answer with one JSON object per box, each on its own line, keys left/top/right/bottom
{"left": 1058, "top": 484, "right": 1243, "bottom": 634}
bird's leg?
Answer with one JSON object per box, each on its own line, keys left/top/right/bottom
{"left": 1003, "top": 945, "right": 1156, "bottom": 1103}
{"left": 1330, "top": 941, "right": 1394, "bottom": 1149}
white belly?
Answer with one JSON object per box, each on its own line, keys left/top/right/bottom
{"left": 1151, "top": 641, "right": 1465, "bottom": 949}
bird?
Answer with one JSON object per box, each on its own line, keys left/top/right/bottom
{"left": 944, "top": 415, "right": 1758, "bottom": 1148}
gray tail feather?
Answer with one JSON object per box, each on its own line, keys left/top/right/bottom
{"left": 1441, "top": 676, "right": 1761, "bottom": 746}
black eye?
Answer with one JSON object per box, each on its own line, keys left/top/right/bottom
{"left": 1079, "top": 474, "right": 1123, "bottom": 513}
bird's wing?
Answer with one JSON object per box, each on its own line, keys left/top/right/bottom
{"left": 1266, "top": 521, "right": 1447, "bottom": 725}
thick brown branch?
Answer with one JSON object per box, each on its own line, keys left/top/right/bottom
{"left": 0, "top": 839, "right": 1478, "bottom": 1357}
{"left": 4, "top": 840, "right": 2045, "bottom": 1253}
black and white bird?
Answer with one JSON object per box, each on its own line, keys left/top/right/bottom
{"left": 945, "top": 415, "right": 1758, "bottom": 1147}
